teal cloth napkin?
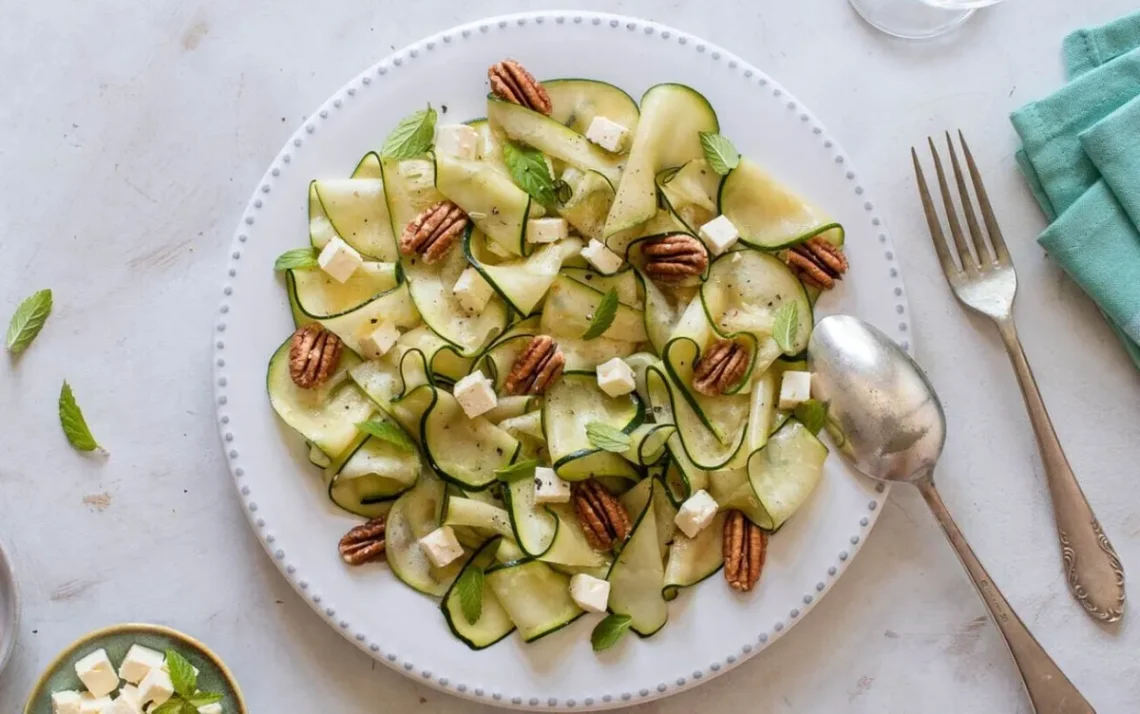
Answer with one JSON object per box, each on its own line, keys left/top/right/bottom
{"left": 1010, "top": 11, "right": 1140, "bottom": 369}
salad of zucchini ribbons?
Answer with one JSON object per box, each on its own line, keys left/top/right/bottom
{"left": 267, "top": 58, "right": 850, "bottom": 651}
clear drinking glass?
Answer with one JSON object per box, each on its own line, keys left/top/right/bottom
{"left": 848, "top": 0, "right": 1005, "bottom": 39}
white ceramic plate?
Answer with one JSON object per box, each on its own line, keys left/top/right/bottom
{"left": 213, "top": 11, "right": 911, "bottom": 710}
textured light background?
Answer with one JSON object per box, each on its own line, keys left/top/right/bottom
{"left": 1, "top": 1, "right": 1139, "bottom": 712}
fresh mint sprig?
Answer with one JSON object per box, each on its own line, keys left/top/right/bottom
{"left": 381, "top": 105, "right": 438, "bottom": 160}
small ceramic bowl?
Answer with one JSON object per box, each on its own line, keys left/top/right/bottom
{"left": 23, "top": 623, "right": 247, "bottom": 713}
{"left": 0, "top": 538, "right": 19, "bottom": 678}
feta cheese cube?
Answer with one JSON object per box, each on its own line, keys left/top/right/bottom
{"left": 77, "top": 694, "right": 112, "bottom": 714}
{"left": 580, "top": 239, "right": 623, "bottom": 275}
{"left": 317, "top": 236, "right": 363, "bottom": 283}
{"left": 778, "top": 371, "right": 812, "bottom": 410}
{"left": 453, "top": 267, "right": 494, "bottom": 314}
{"left": 75, "top": 649, "right": 120, "bottom": 698}
{"left": 116, "top": 686, "right": 143, "bottom": 713}
{"left": 359, "top": 322, "right": 400, "bottom": 360}
{"left": 569, "top": 574, "right": 611, "bottom": 613}
{"left": 118, "top": 644, "right": 165, "bottom": 684}
{"left": 699, "top": 215, "right": 740, "bottom": 255}
{"left": 137, "top": 667, "right": 174, "bottom": 708}
{"left": 453, "top": 370, "right": 498, "bottom": 419}
{"left": 526, "top": 218, "right": 569, "bottom": 244}
{"left": 675, "top": 489, "right": 719, "bottom": 538}
{"left": 419, "top": 526, "right": 464, "bottom": 568}
{"left": 51, "top": 691, "right": 83, "bottom": 714}
{"left": 106, "top": 695, "right": 141, "bottom": 714}
{"left": 585, "top": 116, "right": 629, "bottom": 153}
{"left": 434, "top": 124, "right": 479, "bottom": 161}
{"left": 534, "top": 466, "right": 571, "bottom": 504}
{"left": 596, "top": 358, "right": 635, "bottom": 397}
{"left": 198, "top": 704, "right": 223, "bottom": 714}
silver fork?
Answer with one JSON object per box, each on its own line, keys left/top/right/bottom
{"left": 912, "top": 131, "right": 1125, "bottom": 623}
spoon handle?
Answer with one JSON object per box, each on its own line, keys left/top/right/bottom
{"left": 916, "top": 477, "right": 1095, "bottom": 714}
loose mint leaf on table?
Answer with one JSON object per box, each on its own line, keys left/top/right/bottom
{"left": 381, "top": 105, "right": 438, "bottom": 159}
{"left": 5, "top": 288, "right": 52, "bottom": 354}
{"left": 586, "top": 422, "right": 630, "bottom": 453}
{"left": 59, "top": 381, "right": 103, "bottom": 453}
{"left": 591, "top": 613, "right": 633, "bottom": 652}
{"left": 495, "top": 458, "right": 538, "bottom": 484}
{"left": 456, "top": 565, "right": 485, "bottom": 625}
{"left": 793, "top": 399, "right": 828, "bottom": 436}
{"left": 580, "top": 288, "right": 619, "bottom": 341}
{"left": 503, "top": 141, "right": 557, "bottom": 207}
{"left": 274, "top": 247, "right": 319, "bottom": 271}
{"left": 699, "top": 132, "right": 740, "bottom": 175}
{"left": 772, "top": 301, "right": 800, "bottom": 354}
{"left": 356, "top": 419, "right": 416, "bottom": 452}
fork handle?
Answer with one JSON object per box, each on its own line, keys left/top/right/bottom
{"left": 917, "top": 477, "right": 1096, "bottom": 714}
{"left": 996, "top": 320, "right": 1125, "bottom": 622}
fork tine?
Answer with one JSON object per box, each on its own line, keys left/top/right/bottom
{"left": 928, "top": 137, "right": 978, "bottom": 274}
{"left": 958, "top": 130, "right": 1010, "bottom": 264}
{"left": 945, "top": 131, "right": 993, "bottom": 267}
{"left": 911, "top": 147, "right": 960, "bottom": 280}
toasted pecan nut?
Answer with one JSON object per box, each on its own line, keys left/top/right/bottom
{"left": 338, "top": 517, "right": 387, "bottom": 566}
{"left": 787, "top": 237, "right": 849, "bottom": 290}
{"left": 723, "top": 510, "right": 766, "bottom": 592}
{"left": 399, "top": 200, "right": 468, "bottom": 264}
{"left": 692, "top": 339, "right": 749, "bottom": 396}
{"left": 642, "top": 234, "right": 709, "bottom": 282}
{"left": 573, "top": 479, "right": 632, "bottom": 551}
{"left": 504, "top": 335, "right": 565, "bottom": 395}
{"left": 488, "top": 59, "right": 552, "bottom": 116}
{"left": 289, "top": 323, "right": 342, "bottom": 389}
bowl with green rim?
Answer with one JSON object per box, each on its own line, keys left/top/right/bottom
{"left": 23, "top": 623, "right": 246, "bottom": 713}
{"left": 0, "top": 538, "right": 18, "bottom": 678}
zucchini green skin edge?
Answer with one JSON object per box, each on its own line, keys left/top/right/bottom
{"left": 324, "top": 432, "right": 416, "bottom": 518}
{"left": 500, "top": 475, "right": 559, "bottom": 559}
{"left": 418, "top": 385, "right": 522, "bottom": 492}
{"left": 484, "top": 560, "right": 587, "bottom": 643}
{"left": 658, "top": 342, "right": 749, "bottom": 469}
{"left": 440, "top": 537, "right": 517, "bottom": 650}
{"left": 715, "top": 160, "right": 846, "bottom": 250}
{"left": 605, "top": 479, "right": 668, "bottom": 638}
{"left": 545, "top": 371, "right": 647, "bottom": 474}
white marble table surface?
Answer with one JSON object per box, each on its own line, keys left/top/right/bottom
{"left": 2, "top": 0, "right": 1139, "bottom": 711}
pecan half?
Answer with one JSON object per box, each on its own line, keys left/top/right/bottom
{"left": 787, "top": 237, "right": 849, "bottom": 290}
{"left": 692, "top": 339, "right": 749, "bottom": 396}
{"left": 504, "top": 335, "right": 565, "bottom": 395}
{"left": 399, "top": 200, "right": 468, "bottom": 264}
{"left": 573, "top": 479, "right": 632, "bottom": 551}
{"left": 289, "top": 324, "right": 342, "bottom": 389}
{"left": 642, "top": 234, "right": 709, "bottom": 282}
{"left": 489, "top": 59, "right": 553, "bottom": 116}
{"left": 338, "top": 517, "right": 387, "bottom": 566}
{"left": 723, "top": 510, "right": 766, "bottom": 592}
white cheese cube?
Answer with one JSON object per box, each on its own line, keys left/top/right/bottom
{"left": 434, "top": 124, "right": 479, "bottom": 161}
{"left": 77, "top": 694, "right": 112, "bottom": 714}
{"left": 118, "top": 644, "right": 165, "bottom": 685}
{"left": 75, "top": 649, "right": 120, "bottom": 698}
{"left": 778, "top": 371, "right": 812, "bottom": 410}
{"left": 453, "top": 267, "right": 495, "bottom": 314}
{"left": 317, "top": 236, "right": 364, "bottom": 283}
{"left": 359, "top": 323, "right": 400, "bottom": 360}
{"left": 137, "top": 668, "right": 174, "bottom": 708}
{"left": 198, "top": 704, "right": 223, "bottom": 714}
{"left": 116, "top": 686, "right": 143, "bottom": 713}
{"left": 699, "top": 215, "right": 740, "bottom": 256}
{"left": 419, "top": 526, "right": 464, "bottom": 568}
{"left": 534, "top": 466, "right": 571, "bottom": 504}
{"left": 453, "top": 370, "right": 498, "bottom": 419}
{"left": 580, "top": 239, "right": 623, "bottom": 275}
{"left": 585, "top": 116, "right": 629, "bottom": 153}
{"left": 596, "top": 358, "right": 635, "bottom": 397}
{"left": 51, "top": 691, "right": 83, "bottom": 714}
{"left": 569, "top": 574, "right": 611, "bottom": 614}
{"left": 526, "top": 217, "right": 569, "bottom": 244}
{"left": 106, "top": 695, "right": 140, "bottom": 714}
{"left": 675, "top": 489, "right": 719, "bottom": 538}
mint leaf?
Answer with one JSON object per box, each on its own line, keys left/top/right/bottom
{"left": 502, "top": 141, "right": 556, "bottom": 206}
{"left": 381, "top": 105, "right": 437, "bottom": 160}
{"left": 793, "top": 399, "right": 827, "bottom": 436}
{"left": 456, "top": 565, "right": 485, "bottom": 625}
{"left": 187, "top": 692, "right": 224, "bottom": 707}
{"left": 356, "top": 419, "right": 415, "bottom": 452}
{"left": 581, "top": 288, "right": 619, "bottom": 341}
{"left": 164, "top": 649, "right": 197, "bottom": 697}
{"left": 586, "top": 422, "right": 630, "bottom": 453}
{"left": 771, "top": 301, "right": 800, "bottom": 354}
{"left": 6, "top": 288, "right": 52, "bottom": 354}
{"left": 699, "top": 132, "right": 740, "bottom": 175}
{"left": 591, "top": 613, "right": 632, "bottom": 652}
{"left": 495, "top": 458, "right": 538, "bottom": 484}
{"left": 274, "top": 247, "right": 319, "bottom": 271}
{"left": 148, "top": 702, "right": 184, "bottom": 714}
{"left": 59, "top": 382, "right": 102, "bottom": 452}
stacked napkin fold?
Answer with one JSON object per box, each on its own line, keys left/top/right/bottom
{"left": 1011, "top": 11, "right": 1140, "bottom": 369}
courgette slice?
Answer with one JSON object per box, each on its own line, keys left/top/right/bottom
{"left": 619, "top": 477, "right": 678, "bottom": 559}
{"left": 443, "top": 496, "right": 514, "bottom": 540}
{"left": 464, "top": 227, "right": 582, "bottom": 316}
{"left": 544, "top": 78, "right": 640, "bottom": 138}
{"left": 502, "top": 472, "right": 558, "bottom": 558}
{"left": 482, "top": 395, "right": 537, "bottom": 425}
{"left": 657, "top": 159, "right": 721, "bottom": 235}
{"left": 630, "top": 266, "right": 697, "bottom": 355}
{"left": 288, "top": 262, "right": 400, "bottom": 319}
{"left": 701, "top": 249, "right": 812, "bottom": 356}
{"left": 663, "top": 511, "right": 726, "bottom": 600}
{"left": 421, "top": 388, "right": 520, "bottom": 490}
{"left": 441, "top": 537, "right": 516, "bottom": 650}
{"left": 561, "top": 267, "right": 642, "bottom": 309}
{"left": 543, "top": 372, "right": 643, "bottom": 481}
{"left": 557, "top": 168, "right": 616, "bottom": 241}
{"left": 603, "top": 84, "right": 719, "bottom": 242}
{"left": 326, "top": 429, "right": 421, "bottom": 518}
{"left": 487, "top": 98, "right": 623, "bottom": 185}
{"left": 349, "top": 346, "right": 434, "bottom": 417}
{"left": 394, "top": 325, "right": 472, "bottom": 384}
{"left": 746, "top": 366, "right": 780, "bottom": 452}
{"left": 646, "top": 358, "right": 745, "bottom": 471}
{"left": 317, "top": 283, "right": 421, "bottom": 356}
{"left": 467, "top": 119, "right": 510, "bottom": 176}
{"left": 380, "top": 157, "right": 444, "bottom": 238}
{"left": 474, "top": 316, "right": 543, "bottom": 392}
{"left": 607, "top": 479, "right": 668, "bottom": 637}
{"left": 540, "top": 275, "right": 647, "bottom": 343}
{"left": 540, "top": 503, "right": 608, "bottom": 568}
{"left": 621, "top": 423, "right": 676, "bottom": 466}
{"left": 387, "top": 471, "right": 465, "bottom": 597}
{"left": 485, "top": 560, "right": 584, "bottom": 642}
{"left": 717, "top": 157, "right": 840, "bottom": 249}
{"left": 312, "top": 178, "right": 399, "bottom": 261}
{"left": 434, "top": 152, "right": 532, "bottom": 257}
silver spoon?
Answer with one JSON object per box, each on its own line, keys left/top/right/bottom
{"left": 809, "top": 315, "right": 1094, "bottom": 714}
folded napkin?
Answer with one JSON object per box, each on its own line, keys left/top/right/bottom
{"left": 1010, "top": 11, "right": 1140, "bottom": 369}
